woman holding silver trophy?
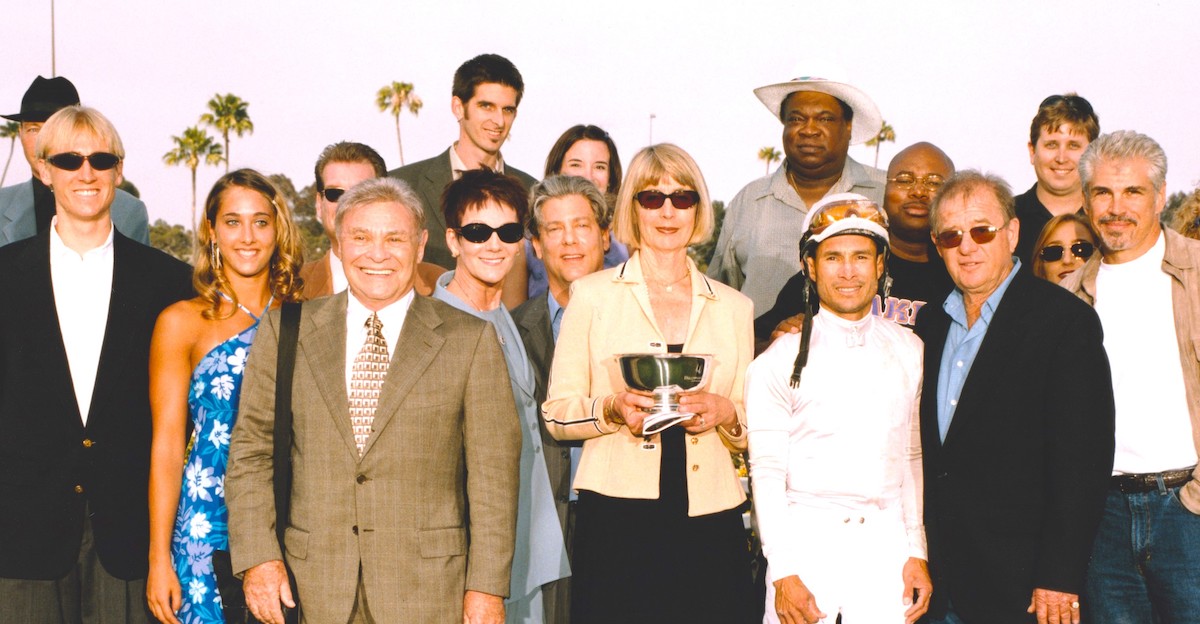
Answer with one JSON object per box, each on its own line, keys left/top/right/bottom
{"left": 543, "top": 144, "right": 755, "bottom": 623}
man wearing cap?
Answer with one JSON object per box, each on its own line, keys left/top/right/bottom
{"left": 917, "top": 171, "right": 1113, "bottom": 624}
{"left": 756, "top": 142, "right": 956, "bottom": 345}
{"left": 0, "top": 75, "right": 149, "bottom": 247}
{"left": 1059, "top": 131, "right": 1200, "bottom": 623}
{"left": 707, "top": 63, "right": 886, "bottom": 314}
{"left": 1013, "top": 93, "right": 1099, "bottom": 264}
{"left": 746, "top": 193, "right": 931, "bottom": 623}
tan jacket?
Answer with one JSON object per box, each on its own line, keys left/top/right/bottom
{"left": 1063, "top": 228, "right": 1200, "bottom": 511}
{"left": 543, "top": 252, "right": 752, "bottom": 517}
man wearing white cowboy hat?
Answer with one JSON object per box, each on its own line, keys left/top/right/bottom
{"left": 708, "top": 61, "right": 885, "bottom": 315}
{"left": 746, "top": 192, "right": 931, "bottom": 624}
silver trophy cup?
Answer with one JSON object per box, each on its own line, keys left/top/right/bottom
{"left": 618, "top": 353, "right": 714, "bottom": 437}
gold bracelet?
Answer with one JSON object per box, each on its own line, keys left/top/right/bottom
{"left": 603, "top": 394, "right": 624, "bottom": 425}
{"left": 718, "top": 420, "right": 743, "bottom": 437}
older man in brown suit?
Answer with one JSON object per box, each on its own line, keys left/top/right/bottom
{"left": 228, "top": 177, "right": 521, "bottom": 624}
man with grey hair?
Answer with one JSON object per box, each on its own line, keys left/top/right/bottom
{"left": 228, "top": 177, "right": 521, "bottom": 624}
{"left": 512, "top": 174, "right": 610, "bottom": 623}
{"left": 916, "top": 171, "right": 1114, "bottom": 624}
{"left": 1059, "top": 131, "right": 1200, "bottom": 623}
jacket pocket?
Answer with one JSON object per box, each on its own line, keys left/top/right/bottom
{"left": 284, "top": 526, "right": 309, "bottom": 560}
{"left": 419, "top": 527, "right": 466, "bottom": 558}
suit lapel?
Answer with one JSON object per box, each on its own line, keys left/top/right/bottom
{"left": 85, "top": 234, "right": 141, "bottom": 428}
{"left": 22, "top": 234, "right": 84, "bottom": 427}
{"left": 302, "top": 292, "right": 358, "bottom": 455}
{"left": 420, "top": 150, "right": 453, "bottom": 235}
{"left": 941, "top": 269, "right": 1037, "bottom": 446}
{"left": 360, "top": 296, "right": 446, "bottom": 457}
{"left": 518, "top": 295, "right": 553, "bottom": 386}
{"left": 0, "top": 181, "right": 35, "bottom": 244}
{"left": 918, "top": 303, "right": 952, "bottom": 452}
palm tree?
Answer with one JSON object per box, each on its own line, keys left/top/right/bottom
{"left": 758, "top": 146, "right": 782, "bottom": 176}
{"left": 865, "top": 120, "right": 896, "bottom": 168}
{"left": 163, "top": 126, "right": 223, "bottom": 230}
{"left": 376, "top": 82, "right": 423, "bottom": 166}
{"left": 200, "top": 93, "right": 253, "bottom": 173}
{"left": 0, "top": 121, "right": 20, "bottom": 186}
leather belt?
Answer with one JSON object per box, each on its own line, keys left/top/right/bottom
{"left": 1110, "top": 467, "right": 1195, "bottom": 494}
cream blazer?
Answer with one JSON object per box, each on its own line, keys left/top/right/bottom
{"left": 543, "top": 252, "right": 753, "bottom": 517}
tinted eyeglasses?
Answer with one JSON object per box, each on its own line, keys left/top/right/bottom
{"left": 46, "top": 152, "right": 121, "bottom": 172}
{"left": 888, "top": 173, "right": 945, "bottom": 193}
{"left": 635, "top": 190, "right": 700, "bottom": 210}
{"left": 1038, "top": 241, "right": 1095, "bottom": 262}
{"left": 934, "top": 225, "right": 1002, "bottom": 249}
{"left": 457, "top": 222, "right": 524, "bottom": 244}
{"left": 322, "top": 188, "right": 346, "bottom": 203}
{"left": 808, "top": 198, "right": 888, "bottom": 235}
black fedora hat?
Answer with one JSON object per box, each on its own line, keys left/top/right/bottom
{"left": 3, "top": 76, "right": 80, "bottom": 123}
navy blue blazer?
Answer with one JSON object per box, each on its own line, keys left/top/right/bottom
{"left": 914, "top": 266, "right": 1115, "bottom": 624}
{"left": 0, "top": 229, "right": 192, "bottom": 580}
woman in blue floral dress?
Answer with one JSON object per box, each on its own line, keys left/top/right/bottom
{"left": 146, "top": 169, "right": 303, "bottom": 624}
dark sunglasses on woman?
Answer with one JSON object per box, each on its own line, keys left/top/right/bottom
{"left": 635, "top": 190, "right": 700, "bottom": 210}
{"left": 46, "top": 152, "right": 121, "bottom": 171}
{"left": 1038, "top": 241, "right": 1095, "bottom": 262}
{"left": 457, "top": 222, "right": 525, "bottom": 244}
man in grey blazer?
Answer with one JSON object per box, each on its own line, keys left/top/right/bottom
{"left": 0, "top": 75, "right": 149, "bottom": 247}
{"left": 228, "top": 177, "right": 521, "bottom": 624}
{"left": 390, "top": 54, "right": 537, "bottom": 271}
{"left": 512, "top": 175, "right": 610, "bottom": 623}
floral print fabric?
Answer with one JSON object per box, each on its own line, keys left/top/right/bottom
{"left": 170, "top": 323, "right": 258, "bottom": 623}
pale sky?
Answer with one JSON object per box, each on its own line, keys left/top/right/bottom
{"left": 4, "top": 0, "right": 1198, "bottom": 228}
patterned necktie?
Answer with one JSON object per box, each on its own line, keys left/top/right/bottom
{"left": 349, "top": 313, "right": 388, "bottom": 455}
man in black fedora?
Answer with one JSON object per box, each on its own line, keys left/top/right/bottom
{"left": 0, "top": 75, "right": 149, "bottom": 247}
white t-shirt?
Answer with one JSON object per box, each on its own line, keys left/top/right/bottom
{"left": 1095, "top": 233, "right": 1196, "bottom": 474}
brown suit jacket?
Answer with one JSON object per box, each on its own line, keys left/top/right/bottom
{"left": 227, "top": 292, "right": 521, "bottom": 623}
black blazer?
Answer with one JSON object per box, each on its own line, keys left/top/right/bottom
{"left": 914, "top": 266, "right": 1115, "bottom": 624}
{"left": 512, "top": 293, "right": 578, "bottom": 534}
{"left": 0, "top": 231, "right": 192, "bottom": 580}
{"left": 389, "top": 148, "right": 537, "bottom": 270}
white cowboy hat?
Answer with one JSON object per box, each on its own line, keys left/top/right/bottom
{"left": 753, "top": 60, "right": 883, "bottom": 145}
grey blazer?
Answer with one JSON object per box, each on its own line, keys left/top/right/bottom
{"left": 389, "top": 148, "right": 537, "bottom": 270}
{"left": 0, "top": 179, "right": 150, "bottom": 247}
{"left": 226, "top": 292, "right": 522, "bottom": 624}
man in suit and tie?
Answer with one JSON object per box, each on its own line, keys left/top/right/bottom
{"left": 512, "top": 175, "right": 610, "bottom": 622}
{"left": 916, "top": 171, "right": 1114, "bottom": 624}
{"left": 228, "top": 177, "right": 521, "bottom": 624}
{"left": 0, "top": 75, "right": 150, "bottom": 247}
{"left": 0, "top": 106, "right": 193, "bottom": 622}
{"left": 390, "top": 54, "right": 537, "bottom": 307}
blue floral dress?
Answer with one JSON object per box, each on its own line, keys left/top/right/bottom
{"left": 170, "top": 304, "right": 264, "bottom": 623}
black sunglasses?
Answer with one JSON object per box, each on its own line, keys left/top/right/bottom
{"left": 322, "top": 188, "right": 346, "bottom": 203}
{"left": 1038, "top": 241, "right": 1095, "bottom": 262}
{"left": 457, "top": 222, "right": 524, "bottom": 244}
{"left": 46, "top": 152, "right": 121, "bottom": 171}
{"left": 635, "top": 190, "right": 700, "bottom": 210}
{"left": 934, "top": 225, "right": 1001, "bottom": 249}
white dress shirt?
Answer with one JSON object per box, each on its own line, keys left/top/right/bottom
{"left": 49, "top": 218, "right": 115, "bottom": 425}
{"left": 328, "top": 251, "right": 348, "bottom": 295}
{"left": 747, "top": 308, "right": 926, "bottom": 580}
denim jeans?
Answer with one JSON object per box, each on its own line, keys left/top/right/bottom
{"left": 1084, "top": 483, "right": 1200, "bottom": 623}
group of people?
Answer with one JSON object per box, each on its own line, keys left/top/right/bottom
{"left": 0, "top": 50, "right": 1196, "bottom": 624}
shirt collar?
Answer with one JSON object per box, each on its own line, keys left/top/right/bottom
{"left": 943, "top": 258, "right": 1022, "bottom": 328}
{"left": 347, "top": 287, "right": 415, "bottom": 334}
{"left": 49, "top": 215, "right": 115, "bottom": 261}
{"left": 449, "top": 142, "right": 505, "bottom": 179}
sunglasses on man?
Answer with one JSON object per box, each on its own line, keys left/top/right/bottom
{"left": 321, "top": 188, "right": 347, "bottom": 203}
{"left": 45, "top": 152, "right": 121, "bottom": 171}
{"left": 1038, "top": 241, "right": 1095, "bottom": 262}
{"left": 456, "top": 222, "right": 524, "bottom": 244}
{"left": 934, "top": 225, "right": 1003, "bottom": 249}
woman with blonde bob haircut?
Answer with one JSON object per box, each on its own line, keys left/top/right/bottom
{"left": 147, "top": 169, "right": 303, "bottom": 624}
{"left": 544, "top": 143, "right": 755, "bottom": 623}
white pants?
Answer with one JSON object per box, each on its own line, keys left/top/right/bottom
{"left": 763, "top": 503, "right": 911, "bottom": 624}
